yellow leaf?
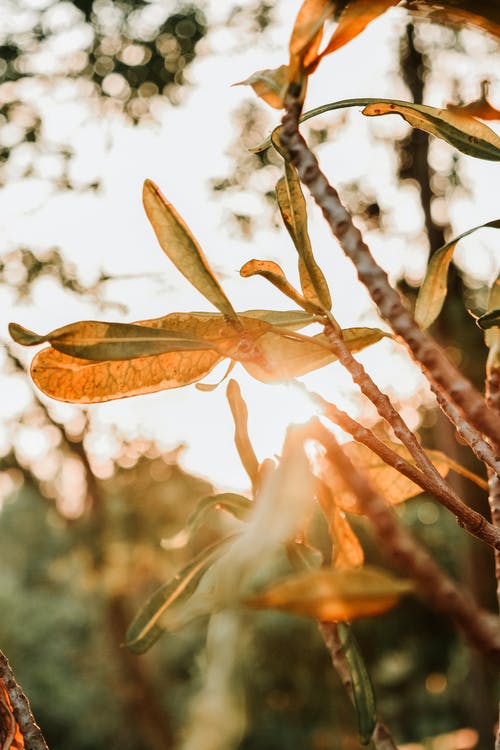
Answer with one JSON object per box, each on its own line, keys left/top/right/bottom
{"left": 362, "top": 101, "right": 500, "bottom": 161}
{"left": 240, "top": 258, "right": 319, "bottom": 312}
{"left": 415, "top": 220, "right": 500, "bottom": 329}
{"left": 226, "top": 379, "right": 259, "bottom": 489}
{"left": 246, "top": 565, "right": 412, "bottom": 621}
{"left": 233, "top": 65, "right": 289, "bottom": 109}
{"left": 485, "top": 274, "right": 500, "bottom": 372}
{"left": 331, "top": 507, "right": 365, "bottom": 568}
{"left": 276, "top": 165, "right": 332, "bottom": 310}
{"left": 319, "top": 0, "right": 399, "bottom": 58}
{"left": 143, "top": 179, "right": 237, "bottom": 319}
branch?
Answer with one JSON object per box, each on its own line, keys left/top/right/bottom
{"left": 318, "top": 622, "right": 398, "bottom": 750}
{"left": 0, "top": 649, "right": 49, "bottom": 750}
{"left": 485, "top": 366, "right": 500, "bottom": 608}
{"left": 319, "top": 322, "right": 500, "bottom": 550}
{"left": 279, "top": 94, "right": 500, "bottom": 449}
{"left": 308, "top": 420, "right": 500, "bottom": 662}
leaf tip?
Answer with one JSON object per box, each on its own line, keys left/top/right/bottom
{"left": 9, "top": 322, "right": 44, "bottom": 346}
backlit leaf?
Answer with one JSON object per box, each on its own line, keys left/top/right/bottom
{"left": 319, "top": 0, "right": 399, "bottom": 58}
{"left": 246, "top": 565, "right": 412, "bottom": 621}
{"left": 240, "top": 259, "right": 318, "bottom": 312}
{"left": 161, "top": 493, "right": 252, "bottom": 550}
{"left": 276, "top": 164, "right": 332, "bottom": 310}
{"left": 9, "top": 320, "right": 211, "bottom": 361}
{"left": 126, "top": 538, "right": 230, "bottom": 653}
{"left": 243, "top": 327, "right": 388, "bottom": 382}
{"left": 415, "top": 220, "right": 500, "bottom": 329}
{"left": 336, "top": 622, "right": 376, "bottom": 745}
{"left": 362, "top": 101, "right": 500, "bottom": 161}
{"left": 331, "top": 507, "right": 364, "bottom": 568}
{"left": 226, "top": 380, "right": 260, "bottom": 489}
{"left": 289, "top": 0, "right": 333, "bottom": 81}
{"left": 234, "top": 65, "right": 289, "bottom": 109}
{"left": 143, "top": 179, "right": 237, "bottom": 319}
{"left": 402, "top": 1, "right": 500, "bottom": 41}
{"left": 447, "top": 83, "right": 500, "bottom": 121}
{"left": 286, "top": 540, "right": 323, "bottom": 570}
{"left": 485, "top": 275, "right": 500, "bottom": 371}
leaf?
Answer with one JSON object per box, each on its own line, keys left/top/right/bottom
{"left": 9, "top": 320, "right": 212, "bottom": 361}
{"left": 415, "top": 220, "right": 500, "bottom": 329}
{"left": 246, "top": 565, "right": 412, "bottom": 621}
{"left": 233, "top": 65, "right": 289, "bottom": 109}
{"left": 336, "top": 622, "right": 376, "bottom": 745}
{"left": 362, "top": 101, "right": 500, "bottom": 161}
{"left": 254, "top": 98, "right": 500, "bottom": 161}
{"left": 331, "top": 507, "right": 365, "bottom": 568}
{"left": 226, "top": 380, "right": 260, "bottom": 490}
{"left": 162, "top": 493, "right": 252, "bottom": 550}
{"left": 286, "top": 540, "right": 323, "bottom": 571}
{"left": 276, "top": 164, "right": 332, "bottom": 310}
{"left": 318, "top": 440, "right": 451, "bottom": 514}
{"left": 241, "top": 309, "right": 316, "bottom": 330}
{"left": 196, "top": 360, "right": 236, "bottom": 392}
{"left": 126, "top": 538, "right": 230, "bottom": 653}
{"left": 240, "top": 259, "right": 319, "bottom": 312}
{"left": 401, "top": 1, "right": 500, "bottom": 41}
{"left": 319, "top": 0, "right": 399, "bottom": 58}
{"left": 477, "top": 309, "right": 500, "bottom": 330}
{"left": 143, "top": 179, "right": 237, "bottom": 319}
{"left": 243, "top": 327, "right": 388, "bottom": 382}
{"left": 485, "top": 275, "right": 500, "bottom": 371}
{"left": 447, "top": 83, "right": 500, "bottom": 121}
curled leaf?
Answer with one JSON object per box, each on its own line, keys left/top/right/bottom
{"left": 143, "top": 180, "right": 237, "bottom": 319}
{"left": 319, "top": 0, "right": 399, "bottom": 58}
{"left": 246, "top": 565, "right": 412, "bottom": 621}
{"left": 277, "top": 164, "right": 332, "bottom": 310}
{"left": 415, "top": 220, "right": 500, "bottom": 329}
{"left": 126, "top": 538, "right": 230, "bottom": 653}
{"left": 162, "top": 493, "right": 252, "bottom": 550}
{"left": 240, "top": 258, "right": 319, "bottom": 312}
{"left": 226, "top": 379, "right": 260, "bottom": 490}
{"left": 234, "top": 65, "right": 289, "bottom": 109}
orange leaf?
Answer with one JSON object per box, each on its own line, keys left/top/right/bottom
{"left": 234, "top": 65, "right": 289, "bottom": 109}
{"left": 289, "top": 0, "right": 333, "bottom": 73}
{"left": 319, "top": 0, "right": 399, "bottom": 58}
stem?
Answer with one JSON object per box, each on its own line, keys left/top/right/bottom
{"left": 279, "top": 95, "right": 500, "bottom": 448}
{"left": 318, "top": 622, "right": 398, "bottom": 750}
{"left": 320, "top": 322, "right": 500, "bottom": 550}
{"left": 0, "top": 649, "right": 49, "bottom": 750}
{"left": 309, "top": 420, "right": 500, "bottom": 661}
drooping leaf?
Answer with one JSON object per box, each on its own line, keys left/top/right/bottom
{"left": 415, "top": 220, "right": 500, "bottom": 329}
{"left": 9, "top": 320, "right": 212, "bottom": 361}
{"left": 288, "top": 0, "right": 333, "bottom": 80}
{"left": 254, "top": 98, "right": 500, "bottom": 161}
{"left": 143, "top": 179, "right": 237, "bottom": 319}
{"left": 226, "top": 380, "right": 260, "bottom": 490}
{"left": 243, "top": 326, "right": 388, "bottom": 382}
{"left": 126, "top": 538, "right": 230, "bottom": 653}
{"left": 318, "top": 440, "right": 451, "bottom": 514}
{"left": 246, "top": 565, "right": 412, "bottom": 621}
{"left": 240, "top": 259, "right": 319, "bottom": 312}
{"left": 162, "top": 493, "right": 252, "bottom": 550}
{"left": 233, "top": 65, "right": 289, "bottom": 109}
{"left": 485, "top": 275, "right": 500, "bottom": 371}
{"left": 362, "top": 101, "right": 500, "bottom": 161}
{"left": 336, "top": 622, "right": 376, "bottom": 745}
{"left": 319, "top": 0, "right": 399, "bottom": 58}
{"left": 276, "top": 164, "right": 332, "bottom": 310}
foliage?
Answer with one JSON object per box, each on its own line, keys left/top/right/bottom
{"left": 2, "top": 2, "right": 500, "bottom": 750}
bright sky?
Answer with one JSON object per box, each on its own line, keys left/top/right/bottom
{"left": 1, "top": 0, "right": 500, "bottom": 491}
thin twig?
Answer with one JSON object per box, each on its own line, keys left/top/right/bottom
{"left": 0, "top": 649, "right": 49, "bottom": 750}
{"left": 279, "top": 93, "right": 500, "bottom": 448}
{"left": 318, "top": 622, "right": 398, "bottom": 750}
{"left": 308, "top": 420, "right": 500, "bottom": 662}
{"left": 318, "top": 322, "right": 500, "bottom": 550}
{"left": 435, "top": 390, "right": 500, "bottom": 478}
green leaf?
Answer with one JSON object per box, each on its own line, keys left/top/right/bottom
{"left": 286, "top": 540, "right": 323, "bottom": 571}
{"left": 226, "top": 380, "right": 260, "bottom": 489}
{"left": 126, "top": 538, "right": 230, "bottom": 654}
{"left": 253, "top": 98, "right": 500, "bottom": 161}
{"left": 276, "top": 163, "right": 332, "bottom": 310}
{"left": 143, "top": 179, "right": 238, "bottom": 319}
{"left": 336, "top": 622, "right": 376, "bottom": 745}
{"left": 9, "top": 320, "right": 212, "bottom": 361}
{"left": 246, "top": 565, "right": 413, "bottom": 621}
{"left": 162, "top": 493, "right": 252, "bottom": 550}
{"left": 415, "top": 220, "right": 500, "bottom": 329}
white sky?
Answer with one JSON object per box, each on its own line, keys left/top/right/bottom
{"left": 1, "top": 1, "right": 499, "bottom": 491}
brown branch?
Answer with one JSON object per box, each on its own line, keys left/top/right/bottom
{"left": 279, "top": 94, "right": 500, "bottom": 448}
{"left": 0, "top": 649, "right": 49, "bottom": 750}
{"left": 319, "top": 322, "right": 500, "bottom": 550}
{"left": 485, "top": 367, "right": 500, "bottom": 609}
{"left": 318, "top": 622, "right": 398, "bottom": 750}
{"left": 308, "top": 420, "right": 500, "bottom": 662}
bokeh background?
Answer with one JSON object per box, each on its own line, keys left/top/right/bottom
{"left": 0, "top": 1, "right": 499, "bottom": 748}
